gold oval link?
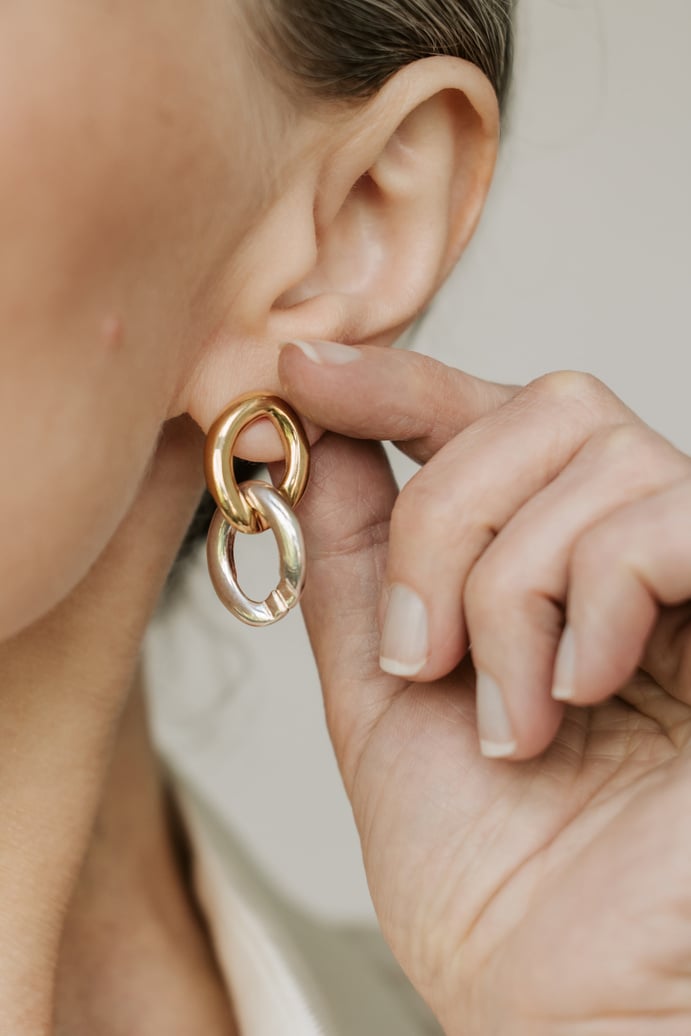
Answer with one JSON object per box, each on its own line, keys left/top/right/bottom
{"left": 204, "top": 393, "right": 310, "bottom": 535}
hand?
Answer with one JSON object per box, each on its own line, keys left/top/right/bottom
{"left": 278, "top": 342, "right": 691, "bottom": 1035}
{"left": 0, "top": 416, "right": 204, "bottom": 1034}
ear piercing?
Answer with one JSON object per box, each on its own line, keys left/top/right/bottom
{"left": 204, "top": 394, "right": 310, "bottom": 627}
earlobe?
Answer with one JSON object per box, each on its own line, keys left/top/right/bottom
{"left": 269, "top": 55, "right": 500, "bottom": 347}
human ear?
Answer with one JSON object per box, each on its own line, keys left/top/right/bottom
{"left": 178, "top": 56, "right": 499, "bottom": 442}
{"left": 267, "top": 55, "right": 500, "bottom": 347}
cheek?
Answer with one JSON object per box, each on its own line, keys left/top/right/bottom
{"left": 0, "top": 4, "right": 266, "bottom": 637}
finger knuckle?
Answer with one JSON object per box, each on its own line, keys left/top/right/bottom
{"left": 532, "top": 369, "right": 604, "bottom": 400}
{"left": 592, "top": 421, "right": 649, "bottom": 461}
{"left": 528, "top": 370, "right": 611, "bottom": 413}
{"left": 464, "top": 546, "right": 530, "bottom": 626}
{"left": 571, "top": 522, "right": 618, "bottom": 580}
{"left": 465, "top": 571, "right": 561, "bottom": 645}
{"left": 389, "top": 472, "right": 454, "bottom": 545}
{"left": 587, "top": 422, "right": 690, "bottom": 482}
{"left": 463, "top": 555, "right": 503, "bottom": 620}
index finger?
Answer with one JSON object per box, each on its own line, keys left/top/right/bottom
{"left": 278, "top": 340, "right": 518, "bottom": 464}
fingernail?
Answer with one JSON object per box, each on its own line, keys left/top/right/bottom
{"left": 552, "top": 626, "right": 575, "bottom": 701}
{"left": 476, "top": 672, "right": 517, "bottom": 759}
{"left": 288, "top": 340, "right": 361, "bottom": 365}
{"left": 379, "top": 584, "right": 429, "bottom": 677}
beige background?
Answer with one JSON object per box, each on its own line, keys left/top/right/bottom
{"left": 146, "top": 0, "right": 691, "bottom": 924}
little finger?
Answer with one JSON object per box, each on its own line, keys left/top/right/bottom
{"left": 553, "top": 476, "right": 691, "bottom": 707}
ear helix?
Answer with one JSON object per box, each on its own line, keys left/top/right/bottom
{"left": 204, "top": 393, "right": 310, "bottom": 627}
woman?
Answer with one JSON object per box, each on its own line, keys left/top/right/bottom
{"left": 1, "top": 1, "right": 690, "bottom": 1033}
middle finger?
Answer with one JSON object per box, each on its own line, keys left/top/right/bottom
{"left": 380, "top": 371, "right": 633, "bottom": 685}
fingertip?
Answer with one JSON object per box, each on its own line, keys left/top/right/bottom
{"left": 281, "top": 339, "right": 362, "bottom": 366}
{"left": 379, "top": 656, "right": 426, "bottom": 679}
{"left": 551, "top": 618, "right": 644, "bottom": 707}
{"left": 379, "top": 583, "right": 430, "bottom": 678}
{"left": 282, "top": 339, "right": 323, "bottom": 365}
{"left": 377, "top": 581, "right": 471, "bottom": 684}
{"left": 476, "top": 671, "right": 518, "bottom": 759}
{"left": 480, "top": 737, "right": 518, "bottom": 760}
{"left": 277, "top": 340, "right": 305, "bottom": 383}
{"left": 474, "top": 660, "right": 566, "bottom": 762}
{"left": 277, "top": 340, "right": 363, "bottom": 417}
{"left": 277, "top": 339, "right": 315, "bottom": 382}
{"left": 550, "top": 625, "right": 575, "bottom": 702}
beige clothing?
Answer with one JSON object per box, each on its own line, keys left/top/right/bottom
{"left": 176, "top": 779, "right": 442, "bottom": 1036}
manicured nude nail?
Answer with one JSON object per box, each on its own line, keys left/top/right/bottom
{"left": 552, "top": 626, "right": 575, "bottom": 701}
{"left": 476, "top": 672, "right": 517, "bottom": 759}
{"left": 289, "top": 340, "right": 361, "bottom": 364}
{"left": 379, "top": 584, "right": 429, "bottom": 677}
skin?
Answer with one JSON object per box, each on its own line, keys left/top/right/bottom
{"left": 54, "top": 675, "right": 238, "bottom": 1036}
{"left": 0, "top": 2, "right": 499, "bottom": 1030}
{"left": 1, "top": 2, "right": 689, "bottom": 1033}
{"left": 0, "top": 3, "right": 497, "bottom": 641}
{"left": 0, "top": 419, "right": 210, "bottom": 1032}
{"left": 277, "top": 342, "right": 691, "bottom": 1034}
{"left": 0, "top": 0, "right": 275, "bottom": 640}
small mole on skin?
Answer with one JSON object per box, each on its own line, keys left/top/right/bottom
{"left": 101, "top": 315, "right": 124, "bottom": 352}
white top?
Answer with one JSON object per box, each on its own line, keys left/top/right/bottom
{"left": 175, "top": 779, "right": 442, "bottom": 1036}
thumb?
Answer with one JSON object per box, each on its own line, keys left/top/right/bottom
{"left": 279, "top": 341, "right": 518, "bottom": 465}
{"left": 283, "top": 432, "right": 403, "bottom": 786}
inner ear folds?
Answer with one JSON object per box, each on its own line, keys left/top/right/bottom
{"left": 270, "top": 56, "right": 500, "bottom": 345}
{"left": 310, "top": 172, "right": 387, "bottom": 296}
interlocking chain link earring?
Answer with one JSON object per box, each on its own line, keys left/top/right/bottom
{"left": 205, "top": 394, "right": 311, "bottom": 627}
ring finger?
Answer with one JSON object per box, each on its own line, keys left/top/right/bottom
{"left": 380, "top": 372, "right": 631, "bottom": 683}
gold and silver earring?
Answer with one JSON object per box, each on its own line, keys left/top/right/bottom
{"left": 204, "top": 393, "right": 310, "bottom": 627}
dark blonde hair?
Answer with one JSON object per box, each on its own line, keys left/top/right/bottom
{"left": 253, "top": 0, "right": 514, "bottom": 112}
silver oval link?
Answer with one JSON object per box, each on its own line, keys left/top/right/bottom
{"left": 206, "top": 481, "right": 306, "bottom": 627}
